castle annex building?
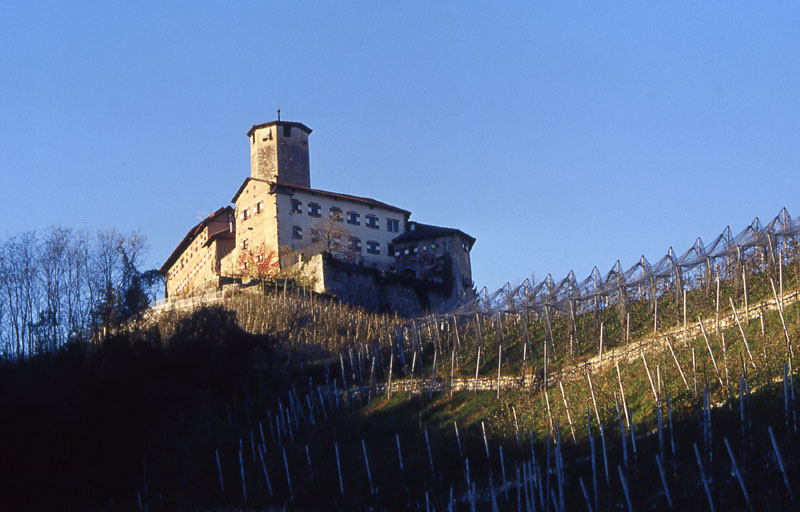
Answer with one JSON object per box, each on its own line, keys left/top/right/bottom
{"left": 161, "top": 118, "right": 475, "bottom": 313}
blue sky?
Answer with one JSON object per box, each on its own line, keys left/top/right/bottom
{"left": 2, "top": 2, "right": 800, "bottom": 293}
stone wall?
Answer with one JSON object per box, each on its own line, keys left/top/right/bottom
{"left": 299, "top": 253, "right": 452, "bottom": 316}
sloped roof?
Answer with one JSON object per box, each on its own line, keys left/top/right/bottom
{"left": 392, "top": 222, "right": 476, "bottom": 249}
{"left": 160, "top": 206, "right": 233, "bottom": 273}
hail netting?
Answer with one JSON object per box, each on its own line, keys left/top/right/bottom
{"left": 445, "top": 207, "right": 799, "bottom": 319}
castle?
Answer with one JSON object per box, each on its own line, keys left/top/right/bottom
{"left": 160, "top": 117, "right": 475, "bottom": 314}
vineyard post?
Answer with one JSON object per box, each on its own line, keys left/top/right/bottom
{"left": 729, "top": 297, "right": 757, "bottom": 370}
{"left": 474, "top": 346, "right": 481, "bottom": 393}
{"left": 497, "top": 342, "right": 502, "bottom": 398}
{"left": 599, "top": 322, "right": 604, "bottom": 364}
{"left": 588, "top": 408, "right": 599, "bottom": 512}
{"left": 693, "top": 443, "right": 715, "bottom": 512}
{"left": 715, "top": 276, "right": 719, "bottom": 334}
{"left": 258, "top": 446, "right": 273, "bottom": 497}
{"left": 626, "top": 312, "right": 630, "bottom": 345}
{"left": 615, "top": 394, "right": 628, "bottom": 467}
{"left": 768, "top": 426, "right": 793, "bottom": 500}
{"left": 559, "top": 381, "right": 577, "bottom": 443}
{"left": 544, "top": 389, "right": 555, "bottom": 434}
{"left": 655, "top": 454, "right": 673, "bottom": 509}
{"left": 770, "top": 278, "right": 794, "bottom": 375}
{"left": 334, "top": 442, "right": 344, "bottom": 495}
{"left": 683, "top": 288, "right": 688, "bottom": 343}
{"left": 450, "top": 349, "right": 455, "bottom": 397}
{"left": 699, "top": 317, "right": 725, "bottom": 389}
{"left": 665, "top": 336, "right": 690, "bottom": 392}
{"left": 723, "top": 438, "right": 751, "bottom": 511}
{"left": 618, "top": 465, "right": 633, "bottom": 512}
{"left": 640, "top": 349, "right": 659, "bottom": 406}
{"left": 615, "top": 362, "right": 630, "bottom": 428}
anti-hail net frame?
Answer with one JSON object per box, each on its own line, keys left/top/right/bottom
{"left": 444, "top": 207, "right": 800, "bottom": 318}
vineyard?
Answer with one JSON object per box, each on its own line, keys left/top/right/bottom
{"left": 3, "top": 208, "right": 800, "bottom": 510}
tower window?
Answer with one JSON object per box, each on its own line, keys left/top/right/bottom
{"left": 256, "top": 201, "right": 263, "bottom": 214}
{"left": 283, "top": 125, "right": 291, "bottom": 137}
{"left": 365, "top": 215, "right": 379, "bottom": 229}
{"left": 387, "top": 218, "right": 399, "bottom": 233}
{"left": 291, "top": 199, "right": 302, "bottom": 214}
{"left": 308, "top": 202, "right": 321, "bottom": 217}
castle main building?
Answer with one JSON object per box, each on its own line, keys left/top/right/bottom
{"left": 161, "top": 118, "right": 475, "bottom": 312}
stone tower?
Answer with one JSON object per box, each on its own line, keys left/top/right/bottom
{"left": 246, "top": 119, "right": 312, "bottom": 187}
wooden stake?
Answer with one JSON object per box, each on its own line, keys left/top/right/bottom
{"left": 497, "top": 343, "right": 502, "bottom": 398}
{"left": 723, "top": 438, "right": 751, "bottom": 510}
{"left": 544, "top": 389, "right": 555, "bottom": 434}
{"left": 474, "top": 346, "right": 481, "bottom": 393}
{"left": 640, "top": 349, "right": 659, "bottom": 406}
{"left": 768, "top": 426, "right": 793, "bottom": 500}
{"left": 770, "top": 278, "right": 794, "bottom": 375}
{"left": 699, "top": 317, "right": 725, "bottom": 390}
{"left": 599, "top": 322, "right": 604, "bottom": 364}
{"left": 655, "top": 454, "right": 673, "bottom": 509}
{"left": 665, "top": 336, "right": 690, "bottom": 392}
{"left": 334, "top": 442, "right": 344, "bottom": 495}
{"left": 559, "top": 381, "right": 577, "bottom": 443}
{"left": 729, "top": 297, "right": 757, "bottom": 370}
{"left": 615, "top": 362, "right": 630, "bottom": 428}
{"left": 683, "top": 288, "right": 688, "bottom": 343}
{"left": 626, "top": 312, "right": 631, "bottom": 344}
{"left": 618, "top": 465, "right": 633, "bottom": 512}
{"left": 693, "top": 443, "right": 715, "bottom": 512}
{"left": 587, "top": 372, "right": 601, "bottom": 426}
{"left": 654, "top": 298, "right": 658, "bottom": 334}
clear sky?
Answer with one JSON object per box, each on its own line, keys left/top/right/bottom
{"left": 2, "top": 2, "right": 800, "bottom": 294}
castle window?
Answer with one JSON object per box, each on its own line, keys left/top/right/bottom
{"left": 366, "top": 240, "right": 380, "bottom": 255}
{"left": 241, "top": 238, "right": 249, "bottom": 250}
{"left": 241, "top": 208, "right": 250, "bottom": 221}
{"left": 346, "top": 211, "right": 360, "bottom": 225}
{"left": 330, "top": 206, "right": 343, "bottom": 221}
{"left": 462, "top": 242, "right": 469, "bottom": 252}
{"left": 387, "top": 218, "right": 399, "bottom": 233}
{"left": 293, "top": 226, "right": 303, "bottom": 240}
{"left": 348, "top": 236, "right": 362, "bottom": 252}
{"left": 283, "top": 125, "right": 291, "bottom": 137}
{"left": 291, "top": 199, "right": 302, "bottom": 214}
{"left": 308, "top": 202, "right": 321, "bottom": 217}
{"left": 365, "top": 215, "right": 379, "bottom": 229}
{"left": 256, "top": 201, "right": 263, "bottom": 214}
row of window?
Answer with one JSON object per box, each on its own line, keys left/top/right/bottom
{"left": 290, "top": 199, "right": 400, "bottom": 232}
{"left": 291, "top": 226, "right": 383, "bottom": 255}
